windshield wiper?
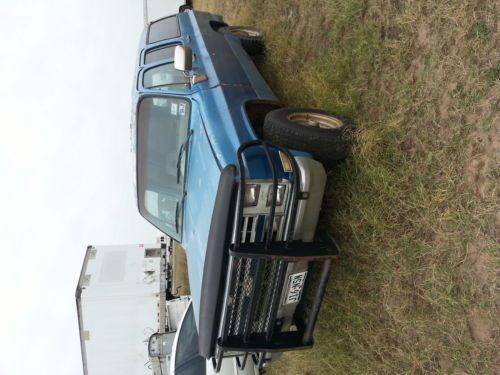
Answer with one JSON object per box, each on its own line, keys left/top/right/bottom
{"left": 175, "top": 201, "right": 179, "bottom": 233}
{"left": 176, "top": 130, "right": 193, "bottom": 184}
{"left": 174, "top": 192, "right": 187, "bottom": 234}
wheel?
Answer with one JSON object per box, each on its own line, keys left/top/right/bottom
{"left": 263, "top": 108, "right": 353, "bottom": 162}
{"left": 178, "top": 4, "right": 192, "bottom": 12}
{"left": 219, "top": 26, "right": 264, "bottom": 56}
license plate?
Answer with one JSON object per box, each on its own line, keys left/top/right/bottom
{"left": 283, "top": 271, "right": 308, "bottom": 305}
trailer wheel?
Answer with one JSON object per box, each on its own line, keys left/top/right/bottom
{"left": 263, "top": 108, "right": 354, "bottom": 162}
{"left": 219, "top": 26, "right": 264, "bottom": 56}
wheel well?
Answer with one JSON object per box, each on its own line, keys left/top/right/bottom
{"left": 178, "top": 4, "right": 192, "bottom": 12}
{"left": 245, "top": 100, "right": 282, "bottom": 138}
{"left": 209, "top": 20, "right": 228, "bottom": 32}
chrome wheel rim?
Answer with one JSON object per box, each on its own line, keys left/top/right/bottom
{"left": 230, "top": 27, "right": 262, "bottom": 38}
{"left": 287, "top": 112, "right": 343, "bottom": 129}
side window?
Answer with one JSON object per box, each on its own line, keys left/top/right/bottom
{"left": 143, "top": 63, "right": 190, "bottom": 91}
{"left": 148, "top": 16, "right": 179, "bottom": 44}
{"left": 145, "top": 45, "right": 178, "bottom": 65}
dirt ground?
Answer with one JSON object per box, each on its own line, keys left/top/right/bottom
{"left": 194, "top": 1, "right": 499, "bottom": 373}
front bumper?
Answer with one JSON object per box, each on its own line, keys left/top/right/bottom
{"left": 198, "top": 141, "right": 338, "bottom": 372}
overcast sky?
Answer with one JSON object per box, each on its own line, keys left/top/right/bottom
{"left": 0, "top": 1, "right": 183, "bottom": 374}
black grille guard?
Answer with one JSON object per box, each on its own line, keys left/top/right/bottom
{"left": 198, "top": 140, "right": 339, "bottom": 372}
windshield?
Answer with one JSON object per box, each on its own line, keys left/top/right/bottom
{"left": 174, "top": 303, "right": 206, "bottom": 375}
{"left": 137, "top": 96, "right": 191, "bottom": 240}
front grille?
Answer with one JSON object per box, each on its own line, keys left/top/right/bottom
{"left": 241, "top": 214, "right": 285, "bottom": 244}
{"left": 228, "top": 258, "right": 253, "bottom": 335}
{"left": 253, "top": 259, "right": 281, "bottom": 332}
{"left": 227, "top": 257, "right": 281, "bottom": 336}
{"left": 226, "top": 214, "right": 287, "bottom": 336}
{"left": 240, "top": 216, "right": 258, "bottom": 243}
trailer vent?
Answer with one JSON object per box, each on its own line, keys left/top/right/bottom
{"left": 88, "top": 248, "right": 97, "bottom": 259}
{"left": 145, "top": 248, "right": 161, "bottom": 258}
{"left": 82, "top": 330, "right": 90, "bottom": 340}
{"left": 82, "top": 275, "right": 91, "bottom": 287}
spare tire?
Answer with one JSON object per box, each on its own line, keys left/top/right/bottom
{"left": 219, "top": 26, "right": 264, "bottom": 56}
{"left": 263, "top": 108, "right": 353, "bottom": 162}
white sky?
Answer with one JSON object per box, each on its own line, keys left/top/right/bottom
{"left": 0, "top": 1, "right": 183, "bottom": 374}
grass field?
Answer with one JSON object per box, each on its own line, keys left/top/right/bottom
{"left": 194, "top": 1, "right": 499, "bottom": 373}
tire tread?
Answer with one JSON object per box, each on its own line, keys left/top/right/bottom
{"left": 263, "top": 108, "right": 353, "bottom": 162}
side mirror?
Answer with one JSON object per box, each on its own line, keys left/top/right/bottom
{"left": 174, "top": 45, "right": 193, "bottom": 71}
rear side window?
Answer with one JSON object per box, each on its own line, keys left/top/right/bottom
{"left": 148, "top": 16, "right": 179, "bottom": 44}
{"left": 145, "top": 45, "right": 178, "bottom": 64}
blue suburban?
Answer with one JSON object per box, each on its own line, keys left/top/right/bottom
{"left": 131, "top": 10, "right": 352, "bottom": 374}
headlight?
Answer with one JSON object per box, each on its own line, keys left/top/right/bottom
{"left": 244, "top": 184, "right": 260, "bottom": 207}
{"left": 267, "top": 184, "right": 286, "bottom": 207}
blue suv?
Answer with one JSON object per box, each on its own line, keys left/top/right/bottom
{"left": 131, "top": 10, "right": 352, "bottom": 373}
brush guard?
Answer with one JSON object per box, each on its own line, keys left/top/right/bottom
{"left": 208, "top": 140, "right": 338, "bottom": 372}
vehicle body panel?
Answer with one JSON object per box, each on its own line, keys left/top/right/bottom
{"left": 181, "top": 104, "right": 221, "bottom": 314}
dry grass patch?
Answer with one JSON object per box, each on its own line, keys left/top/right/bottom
{"left": 195, "top": 0, "right": 499, "bottom": 373}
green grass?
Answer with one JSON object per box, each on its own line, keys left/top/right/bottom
{"left": 195, "top": 1, "right": 499, "bottom": 373}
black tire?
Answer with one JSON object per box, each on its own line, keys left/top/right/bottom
{"left": 219, "top": 26, "right": 264, "bottom": 56}
{"left": 263, "top": 108, "right": 353, "bottom": 162}
{"left": 179, "top": 4, "right": 192, "bottom": 12}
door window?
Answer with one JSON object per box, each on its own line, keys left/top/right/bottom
{"left": 144, "top": 63, "right": 190, "bottom": 91}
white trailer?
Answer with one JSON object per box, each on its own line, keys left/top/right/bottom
{"left": 76, "top": 240, "right": 189, "bottom": 375}
{"left": 76, "top": 238, "right": 258, "bottom": 375}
